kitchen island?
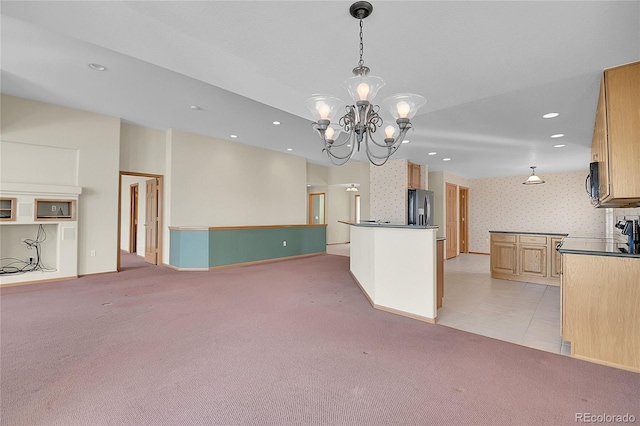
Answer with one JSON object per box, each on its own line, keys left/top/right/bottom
{"left": 341, "top": 221, "right": 439, "bottom": 323}
{"left": 558, "top": 237, "right": 640, "bottom": 373}
{"left": 489, "top": 231, "right": 567, "bottom": 286}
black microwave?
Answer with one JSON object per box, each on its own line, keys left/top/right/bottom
{"left": 586, "top": 161, "right": 599, "bottom": 201}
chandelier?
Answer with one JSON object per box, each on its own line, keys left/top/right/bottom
{"left": 305, "top": 1, "right": 426, "bottom": 166}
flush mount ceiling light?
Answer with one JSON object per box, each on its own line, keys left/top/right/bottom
{"left": 346, "top": 183, "right": 359, "bottom": 192}
{"left": 305, "top": 1, "right": 425, "bottom": 167}
{"left": 543, "top": 112, "right": 559, "bottom": 119}
{"left": 550, "top": 133, "right": 565, "bottom": 138}
{"left": 88, "top": 63, "right": 106, "bottom": 71}
{"left": 273, "top": 121, "right": 281, "bottom": 125}
{"left": 428, "top": 152, "right": 437, "bottom": 156}
{"left": 523, "top": 166, "right": 545, "bottom": 185}
{"left": 553, "top": 144, "right": 566, "bottom": 148}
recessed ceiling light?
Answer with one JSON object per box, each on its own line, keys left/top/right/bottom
{"left": 273, "top": 121, "right": 281, "bottom": 125}
{"left": 543, "top": 112, "right": 559, "bottom": 119}
{"left": 428, "top": 152, "right": 437, "bottom": 156}
{"left": 443, "top": 158, "right": 451, "bottom": 161}
{"left": 347, "top": 144, "right": 352, "bottom": 148}
{"left": 230, "top": 135, "right": 238, "bottom": 138}
{"left": 402, "top": 140, "right": 410, "bottom": 144}
{"left": 88, "top": 63, "right": 106, "bottom": 71}
{"left": 190, "top": 105, "right": 202, "bottom": 110}
{"left": 553, "top": 144, "right": 566, "bottom": 148}
{"left": 287, "top": 148, "right": 293, "bottom": 151}
{"left": 550, "top": 133, "right": 565, "bottom": 138}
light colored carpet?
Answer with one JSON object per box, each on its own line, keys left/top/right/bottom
{"left": 1, "top": 253, "right": 638, "bottom": 425}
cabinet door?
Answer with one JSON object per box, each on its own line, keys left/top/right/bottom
{"left": 592, "top": 78, "right": 610, "bottom": 201}
{"left": 550, "top": 237, "right": 563, "bottom": 278}
{"left": 491, "top": 242, "right": 517, "bottom": 274}
{"left": 605, "top": 61, "right": 640, "bottom": 201}
{"left": 519, "top": 244, "right": 548, "bottom": 278}
{"left": 407, "top": 162, "right": 421, "bottom": 189}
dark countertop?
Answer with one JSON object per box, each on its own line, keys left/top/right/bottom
{"left": 557, "top": 237, "right": 640, "bottom": 258}
{"left": 489, "top": 230, "right": 568, "bottom": 237}
{"left": 339, "top": 220, "right": 439, "bottom": 230}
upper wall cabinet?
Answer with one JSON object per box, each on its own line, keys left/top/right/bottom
{"left": 591, "top": 61, "right": 640, "bottom": 207}
{"left": 408, "top": 162, "right": 421, "bottom": 190}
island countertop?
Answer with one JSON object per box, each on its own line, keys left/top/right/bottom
{"left": 489, "top": 230, "right": 568, "bottom": 237}
{"left": 340, "top": 221, "right": 439, "bottom": 230}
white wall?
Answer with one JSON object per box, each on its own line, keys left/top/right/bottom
{"left": 168, "top": 129, "right": 307, "bottom": 226}
{"left": 120, "top": 175, "right": 148, "bottom": 255}
{"left": 468, "top": 170, "right": 605, "bottom": 253}
{"left": 1, "top": 94, "right": 121, "bottom": 275}
{"left": 120, "top": 123, "right": 166, "bottom": 175}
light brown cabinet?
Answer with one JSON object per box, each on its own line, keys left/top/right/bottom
{"left": 436, "top": 239, "right": 444, "bottom": 309}
{"left": 591, "top": 61, "right": 640, "bottom": 207}
{"left": 561, "top": 253, "right": 640, "bottom": 373}
{"left": 408, "top": 162, "right": 421, "bottom": 189}
{"left": 490, "top": 232, "right": 564, "bottom": 286}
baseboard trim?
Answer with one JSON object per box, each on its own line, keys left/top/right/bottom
{"left": 326, "top": 242, "right": 349, "bottom": 246}
{"left": 78, "top": 270, "right": 117, "bottom": 278}
{"left": 468, "top": 251, "right": 490, "bottom": 255}
{"left": 164, "top": 252, "right": 326, "bottom": 272}
{"left": 0, "top": 275, "right": 78, "bottom": 288}
{"left": 208, "top": 252, "right": 325, "bottom": 271}
{"left": 349, "top": 272, "right": 437, "bottom": 324}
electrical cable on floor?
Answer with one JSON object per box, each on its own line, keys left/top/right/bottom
{"left": 0, "top": 224, "right": 54, "bottom": 275}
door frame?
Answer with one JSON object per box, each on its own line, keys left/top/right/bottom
{"left": 445, "top": 182, "right": 458, "bottom": 259}
{"left": 129, "top": 183, "right": 139, "bottom": 254}
{"left": 117, "top": 171, "right": 164, "bottom": 271}
{"left": 459, "top": 186, "right": 469, "bottom": 253}
{"left": 308, "top": 192, "right": 326, "bottom": 224}
{"left": 354, "top": 194, "right": 361, "bottom": 222}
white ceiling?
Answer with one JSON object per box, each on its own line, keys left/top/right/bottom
{"left": 1, "top": 1, "right": 639, "bottom": 178}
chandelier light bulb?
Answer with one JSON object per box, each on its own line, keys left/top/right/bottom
{"left": 357, "top": 83, "right": 370, "bottom": 101}
{"left": 396, "top": 101, "right": 411, "bottom": 119}
{"left": 385, "top": 125, "right": 396, "bottom": 139}
{"left": 325, "top": 127, "right": 335, "bottom": 140}
{"left": 317, "top": 102, "right": 331, "bottom": 120}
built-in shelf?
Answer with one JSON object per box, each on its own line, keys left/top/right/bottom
{"left": 35, "top": 199, "right": 76, "bottom": 221}
{"left": 0, "top": 198, "right": 16, "bottom": 221}
{"left": 1, "top": 183, "right": 81, "bottom": 286}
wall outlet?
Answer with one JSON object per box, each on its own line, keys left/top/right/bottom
{"left": 90, "top": 250, "right": 96, "bottom": 257}
{"left": 283, "top": 241, "right": 287, "bottom": 247}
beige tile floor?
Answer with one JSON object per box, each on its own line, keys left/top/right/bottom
{"left": 327, "top": 244, "right": 569, "bottom": 355}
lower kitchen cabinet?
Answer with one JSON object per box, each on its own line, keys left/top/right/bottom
{"left": 490, "top": 232, "right": 566, "bottom": 286}
{"left": 561, "top": 252, "right": 640, "bottom": 373}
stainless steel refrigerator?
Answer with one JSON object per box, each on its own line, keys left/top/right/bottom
{"left": 408, "top": 189, "right": 435, "bottom": 226}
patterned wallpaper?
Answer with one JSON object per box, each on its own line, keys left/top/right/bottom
{"left": 370, "top": 158, "right": 407, "bottom": 224}
{"left": 468, "top": 170, "right": 606, "bottom": 253}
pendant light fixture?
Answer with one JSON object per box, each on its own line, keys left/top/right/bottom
{"left": 305, "top": 1, "right": 426, "bottom": 167}
{"left": 523, "top": 166, "right": 545, "bottom": 185}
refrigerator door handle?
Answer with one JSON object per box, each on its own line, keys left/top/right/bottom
{"left": 425, "top": 195, "right": 430, "bottom": 226}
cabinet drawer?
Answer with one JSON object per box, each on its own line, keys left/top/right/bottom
{"left": 519, "top": 235, "right": 547, "bottom": 245}
{"left": 491, "top": 234, "right": 516, "bottom": 243}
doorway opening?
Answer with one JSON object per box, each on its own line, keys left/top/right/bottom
{"left": 308, "top": 192, "right": 326, "bottom": 224}
{"left": 117, "top": 172, "right": 164, "bottom": 271}
{"left": 445, "top": 182, "right": 458, "bottom": 259}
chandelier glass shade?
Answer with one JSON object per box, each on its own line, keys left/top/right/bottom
{"left": 305, "top": 1, "right": 426, "bottom": 166}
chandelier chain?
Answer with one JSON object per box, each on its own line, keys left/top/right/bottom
{"left": 358, "top": 19, "right": 364, "bottom": 67}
